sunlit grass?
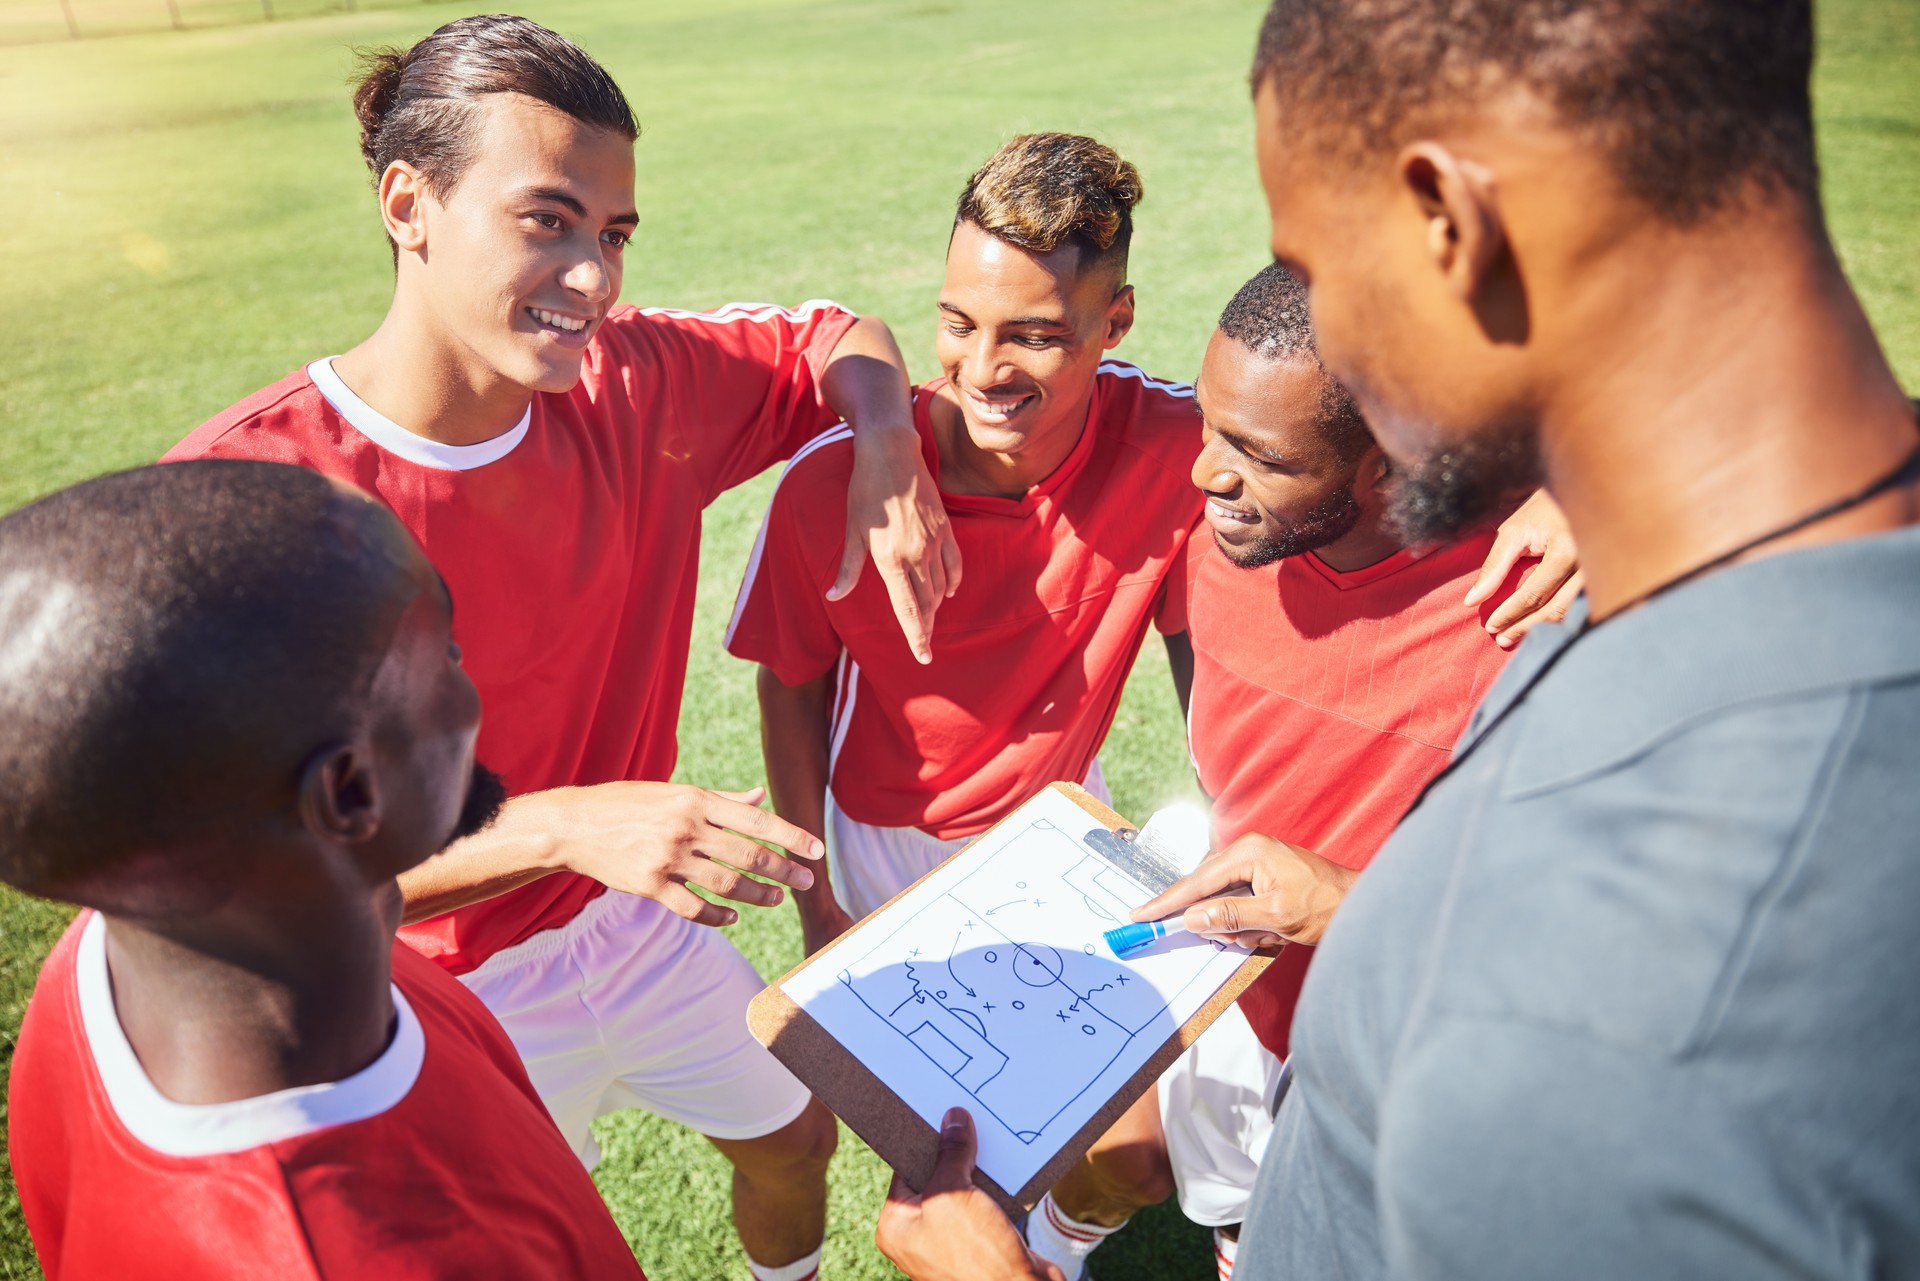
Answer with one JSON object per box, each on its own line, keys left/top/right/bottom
{"left": 1, "top": 1, "right": 1915, "bottom": 1277}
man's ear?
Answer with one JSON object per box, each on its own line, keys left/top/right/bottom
{"left": 1398, "top": 143, "right": 1506, "bottom": 302}
{"left": 297, "top": 743, "right": 383, "bottom": 844}
{"left": 1103, "top": 284, "right": 1136, "bottom": 350}
{"left": 378, "top": 161, "right": 430, "bottom": 256}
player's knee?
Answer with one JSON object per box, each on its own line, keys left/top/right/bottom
{"left": 1087, "top": 1134, "right": 1175, "bottom": 1208}
{"left": 734, "top": 1099, "right": 838, "bottom": 1180}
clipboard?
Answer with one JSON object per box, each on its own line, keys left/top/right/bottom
{"left": 748, "top": 782, "right": 1272, "bottom": 1214}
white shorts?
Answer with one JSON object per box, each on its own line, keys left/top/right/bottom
{"left": 1157, "top": 1002, "right": 1286, "bottom": 1227}
{"left": 458, "top": 888, "right": 812, "bottom": 1167}
{"left": 824, "top": 760, "right": 1111, "bottom": 919}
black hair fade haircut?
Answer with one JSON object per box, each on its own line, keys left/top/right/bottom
{"left": 353, "top": 14, "right": 638, "bottom": 253}
{"left": 0, "top": 463, "right": 418, "bottom": 900}
{"left": 1218, "top": 263, "right": 1374, "bottom": 465}
{"left": 1251, "top": 0, "right": 1819, "bottom": 225}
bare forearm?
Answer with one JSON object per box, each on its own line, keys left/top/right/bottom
{"left": 757, "top": 667, "right": 840, "bottom": 919}
{"left": 398, "top": 789, "right": 571, "bottom": 924}
{"left": 822, "top": 315, "right": 916, "bottom": 437}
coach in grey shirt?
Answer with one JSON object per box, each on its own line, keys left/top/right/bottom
{"left": 1240, "top": 532, "right": 1920, "bottom": 1278}
{"left": 1223, "top": 0, "right": 1920, "bottom": 1273}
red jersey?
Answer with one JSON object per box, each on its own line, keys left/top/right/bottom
{"left": 725, "top": 362, "right": 1202, "bottom": 840}
{"left": 164, "top": 301, "right": 858, "bottom": 974}
{"left": 1184, "top": 530, "right": 1521, "bottom": 1056}
{"left": 8, "top": 913, "right": 644, "bottom": 1281}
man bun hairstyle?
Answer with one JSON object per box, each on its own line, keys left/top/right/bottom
{"left": 1219, "top": 263, "right": 1373, "bottom": 465}
{"left": 0, "top": 462, "right": 419, "bottom": 901}
{"left": 1252, "top": 0, "right": 1818, "bottom": 225}
{"left": 954, "top": 133, "right": 1143, "bottom": 279}
{"left": 353, "top": 14, "right": 637, "bottom": 244}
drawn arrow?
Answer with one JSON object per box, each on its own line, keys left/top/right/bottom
{"left": 982, "top": 899, "right": 1024, "bottom": 916}
{"left": 946, "top": 934, "right": 978, "bottom": 997}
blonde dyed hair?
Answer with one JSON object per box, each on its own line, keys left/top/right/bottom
{"left": 954, "top": 133, "right": 1143, "bottom": 276}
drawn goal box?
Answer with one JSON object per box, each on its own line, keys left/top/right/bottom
{"left": 747, "top": 781, "right": 1274, "bottom": 1214}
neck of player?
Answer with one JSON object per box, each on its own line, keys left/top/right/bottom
{"left": 1540, "top": 204, "right": 1918, "bottom": 622}
{"left": 332, "top": 295, "right": 537, "bottom": 447}
{"left": 99, "top": 879, "right": 403, "bottom": 1106}
{"left": 931, "top": 385, "right": 1092, "bottom": 498}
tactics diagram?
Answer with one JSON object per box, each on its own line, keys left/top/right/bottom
{"left": 833, "top": 814, "right": 1227, "bottom": 1144}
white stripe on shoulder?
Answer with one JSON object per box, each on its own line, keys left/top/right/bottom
{"left": 1098, "top": 359, "right": 1195, "bottom": 399}
{"left": 724, "top": 424, "right": 856, "bottom": 649}
{"left": 635, "top": 299, "right": 851, "bottom": 325}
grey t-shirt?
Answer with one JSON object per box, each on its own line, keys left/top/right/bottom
{"left": 1237, "top": 525, "right": 1920, "bottom": 1280}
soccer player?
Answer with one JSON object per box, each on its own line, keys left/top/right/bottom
{"left": 1034, "top": 262, "right": 1572, "bottom": 1280}
{"left": 162, "top": 17, "right": 949, "bottom": 1278}
{"left": 724, "top": 134, "right": 1202, "bottom": 957}
{"left": 3, "top": 461, "right": 644, "bottom": 1280}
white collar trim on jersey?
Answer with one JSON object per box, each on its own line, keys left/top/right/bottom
{"left": 308, "top": 358, "right": 531, "bottom": 471}
{"left": 75, "top": 912, "right": 426, "bottom": 1158}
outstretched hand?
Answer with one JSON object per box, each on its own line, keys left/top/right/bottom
{"left": 1464, "top": 488, "right": 1584, "bottom": 648}
{"left": 833, "top": 427, "right": 962, "bottom": 665}
{"left": 552, "top": 782, "right": 823, "bottom": 927}
{"left": 876, "top": 1109, "right": 1064, "bottom": 1281}
{"left": 1132, "top": 832, "right": 1357, "bottom": 950}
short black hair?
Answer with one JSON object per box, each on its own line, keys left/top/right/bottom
{"left": 1218, "top": 263, "right": 1374, "bottom": 465}
{"left": 0, "top": 462, "right": 417, "bottom": 899}
{"left": 1252, "top": 0, "right": 1818, "bottom": 224}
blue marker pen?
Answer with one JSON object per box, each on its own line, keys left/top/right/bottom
{"left": 1103, "top": 884, "right": 1255, "bottom": 958}
{"left": 1103, "top": 917, "right": 1188, "bottom": 957}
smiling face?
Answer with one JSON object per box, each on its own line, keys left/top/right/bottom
{"left": 935, "top": 219, "right": 1134, "bottom": 460}
{"left": 1192, "top": 328, "right": 1383, "bottom": 567}
{"left": 1253, "top": 79, "right": 1542, "bottom": 541}
{"left": 394, "top": 92, "right": 637, "bottom": 396}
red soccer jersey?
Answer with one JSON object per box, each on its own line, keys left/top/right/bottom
{"left": 8, "top": 913, "right": 645, "bottom": 1281}
{"left": 726, "top": 362, "right": 1203, "bottom": 840}
{"left": 1184, "top": 529, "right": 1521, "bottom": 1056}
{"left": 164, "top": 301, "right": 858, "bottom": 974}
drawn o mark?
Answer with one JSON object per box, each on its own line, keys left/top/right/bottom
{"left": 1012, "top": 1001, "right": 1025, "bottom": 1010}
{"left": 984, "top": 950, "right": 998, "bottom": 964}
{"left": 936, "top": 990, "right": 948, "bottom": 1000}
{"left": 1081, "top": 1024, "right": 1097, "bottom": 1035}
{"left": 1082, "top": 944, "right": 1096, "bottom": 955}
{"left": 1015, "top": 881, "right": 1028, "bottom": 889}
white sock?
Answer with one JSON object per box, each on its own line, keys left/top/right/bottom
{"left": 747, "top": 1246, "right": 821, "bottom": 1281}
{"left": 1214, "top": 1228, "right": 1239, "bottom": 1280}
{"left": 1023, "top": 1193, "right": 1124, "bottom": 1281}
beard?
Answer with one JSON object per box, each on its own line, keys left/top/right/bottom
{"left": 1221, "top": 484, "right": 1364, "bottom": 569}
{"left": 1383, "top": 422, "right": 1542, "bottom": 545}
{"left": 444, "top": 760, "right": 508, "bottom": 849}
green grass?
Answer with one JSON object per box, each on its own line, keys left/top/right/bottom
{"left": 1, "top": 1, "right": 1916, "bottom": 1277}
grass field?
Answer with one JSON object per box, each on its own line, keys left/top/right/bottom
{"left": 1, "top": 1, "right": 1916, "bottom": 1278}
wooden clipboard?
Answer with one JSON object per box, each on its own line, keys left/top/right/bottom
{"left": 747, "top": 782, "right": 1273, "bottom": 1215}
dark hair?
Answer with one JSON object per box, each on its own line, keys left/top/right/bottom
{"left": 0, "top": 462, "right": 417, "bottom": 900}
{"left": 954, "top": 133, "right": 1143, "bottom": 278}
{"left": 353, "top": 14, "right": 637, "bottom": 245}
{"left": 1218, "top": 263, "right": 1373, "bottom": 465}
{"left": 1251, "top": 0, "right": 1818, "bottom": 224}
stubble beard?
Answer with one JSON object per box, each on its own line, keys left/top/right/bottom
{"left": 1220, "top": 484, "right": 1364, "bottom": 569}
{"left": 1383, "top": 422, "right": 1542, "bottom": 545}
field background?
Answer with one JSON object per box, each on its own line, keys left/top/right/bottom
{"left": 0, "top": 0, "right": 1915, "bottom": 1277}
